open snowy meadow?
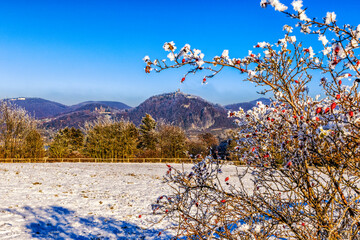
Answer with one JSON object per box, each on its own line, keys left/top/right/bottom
{"left": 0, "top": 163, "right": 239, "bottom": 239}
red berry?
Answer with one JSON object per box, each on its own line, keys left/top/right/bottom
{"left": 139, "top": 215, "right": 142, "bottom": 218}
{"left": 336, "top": 94, "right": 340, "bottom": 99}
{"left": 203, "top": 77, "right": 206, "bottom": 83}
{"left": 221, "top": 199, "right": 226, "bottom": 203}
{"left": 293, "top": 115, "right": 297, "bottom": 119}
{"left": 324, "top": 107, "right": 330, "bottom": 113}
{"left": 182, "top": 58, "right": 185, "bottom": 63}
{"left": 165, "top": 209, "right": 168, "bottom": 213}
{"left": 339, "top": 80, "right": 342, "bottom": 85}
{"left": 158, "top": 232, "right": 162, "bottom": 236}
{"left": 225, "top": 177, "right": 229, "bottom": 182}
{"left": 302, "top": 223, "right": 305, "bottom": 226}
{"left": 331, "top": 102, "right": 336, "bottom": 110}
{"left": 316, "top": 117, "right": 320, "bottom": 121}
{"left": 349, "top": 111, "right": 354, "bottom": 117}
{"left": 316, "top": 107, "right": 322, "bottom": 114}
{"left": 181, "top": 77, "right": 185, "bottom": 83}
{"left": 295, "top": 80, "right": 299, "bottom": 83}
{"left": 300, "top": 116, "right": 304, "bottom": 120}
{"left": 252, "top": 147, "right": 256, "bottom": 152}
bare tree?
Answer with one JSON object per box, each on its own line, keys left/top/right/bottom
{"left": 157, "top": 123, "right": 187, "bottom": 158}
{"left": 0, "top": 101, "right": 41, "bottom": 158}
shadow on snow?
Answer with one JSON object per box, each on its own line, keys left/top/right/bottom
{"left": 2, "top": 206, "right": 172, "bottom": 239}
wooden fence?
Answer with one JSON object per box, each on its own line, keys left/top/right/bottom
{"left": 0, "top": 157, "right": 243, "bottom": 165}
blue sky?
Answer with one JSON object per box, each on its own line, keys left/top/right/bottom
{"left": 0, "top": 0, "right": 359, "bottom": 107}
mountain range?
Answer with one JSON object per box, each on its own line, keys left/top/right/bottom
{"left": 5, "top": 93, "right": 270, "bottom": 134}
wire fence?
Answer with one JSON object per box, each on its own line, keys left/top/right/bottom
{"left": 0, "top": 157, "right": 243, "bottom": 165}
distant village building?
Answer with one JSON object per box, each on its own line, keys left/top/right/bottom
{"left": 10, "top": 97, "right": 26, "bottom": 101}
{"left": 94, "top": 106, "right": 111, "bottom": 114}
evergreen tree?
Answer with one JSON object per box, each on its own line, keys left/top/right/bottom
{"left": 49, "top": 127, "right": 84, "bottom": 158}
{"left": 138, "top": 114, "right": 157, "bottom": 151}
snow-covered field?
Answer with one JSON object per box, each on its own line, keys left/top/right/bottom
{"left": 0, "top": 163, "right": 238, "bottom": 240}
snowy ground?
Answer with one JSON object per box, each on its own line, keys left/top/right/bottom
{"left": 0, "top": 163, "right": 239, "bottom": 240}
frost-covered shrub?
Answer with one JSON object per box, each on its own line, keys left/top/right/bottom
{"left": 145, "top": 1, "right": 360, "bottom": 238}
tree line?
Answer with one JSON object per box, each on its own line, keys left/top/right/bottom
{"left": 0, "top": 101, "right": 229, "bottom": 159}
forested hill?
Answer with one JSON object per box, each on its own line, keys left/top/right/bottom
{"left": 119, "top": 91, "right": 235, "bottom": 131}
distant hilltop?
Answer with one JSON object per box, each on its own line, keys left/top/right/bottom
{"left": 224, "top": 98, "right": 271, "bottom": 112}
{"left": 119, "top": 91, "right": 233, "bottom": 131}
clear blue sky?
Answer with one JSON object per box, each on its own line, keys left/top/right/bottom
{"left": 0, "top": 0, "right": 359, "bottom": 106}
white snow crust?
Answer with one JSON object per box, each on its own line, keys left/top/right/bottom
{"left": 0, "top": 163, "right": 238, "bottom": 239}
